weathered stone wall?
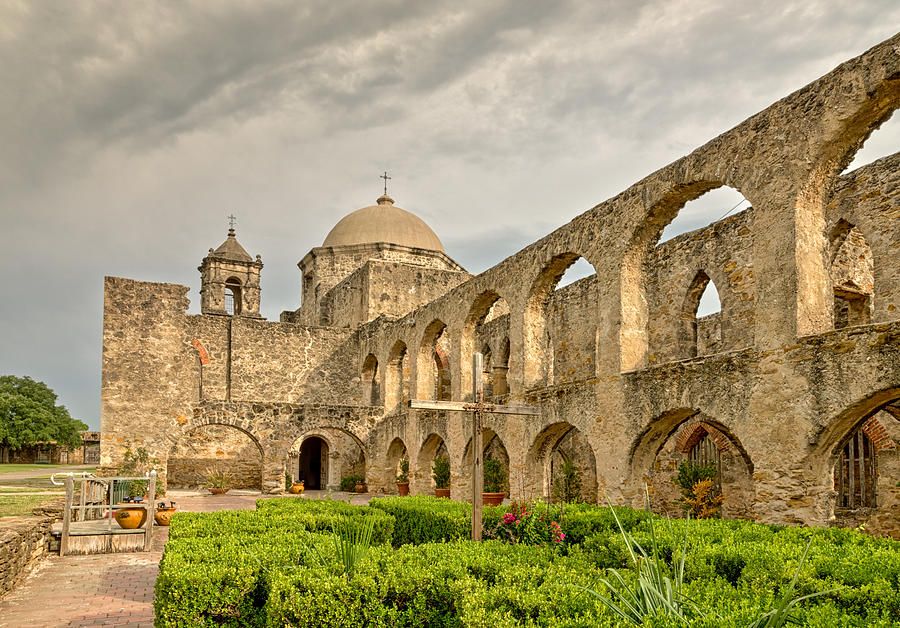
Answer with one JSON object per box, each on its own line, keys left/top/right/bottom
{"left": 0, "top": 500, "right": 63, "bottom": 600}
{"left": 317, "top": 260, "right": 470, "bottom": 329}
{"left": 295, "top": 242, "right": 468, "bottom": 326}
{"left": 827, "top": 152, "right": 900, "bottom": 325}
{"left": 168, "top": 424, "right": 262, "bottom": 489}
{"left": 547, "top": 277, "right": 599, "bottom": 385}
{"left": 645, "top": 210, "right": 756, "bottom": 364}
{"left": 101, "top": 36, "right": 900, "bottom": 537}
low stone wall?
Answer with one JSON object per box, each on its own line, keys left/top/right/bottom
{"left": 0, "top": 499, "right": 64, "bottom": 599}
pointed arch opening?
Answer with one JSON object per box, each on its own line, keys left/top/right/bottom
{"left": 462, "top": 429, "right": 510, "bottom": 497}
{"left": 525, "top": 253, "right": 598, "bottom": 388}
{"left": 460, "top": 291, "right": 510, "bottom": 400}
{"left": 829, "top": 220, "right": 874, "bottom": 329}
{"left": 679, "top": 270, "right": 723, "bottom": 358}
{"left": 361, "top": 353, "right": 380, "bottom": 406}
{"left": 815, "top": 389, "right": 900, "bottom": 532}
{"left": 418, "top": 320, "right": 451, "bottom": 401}
{"left": 384, "top": 340, "right": 410, "bottom": 414}
{"left": 629, "top": 410, "right": 755, "bottom": 519}
{"left": 525, "top": 422, "right": 598, "bottom": 503}
{"left": 622, "top": 183, "right": 753, "bottom": 371}
{"left": 416, "top": 433, "right": 450, "bottom": 494}
{"left": 386, "top": 437, "right": 409, "bottom": 495}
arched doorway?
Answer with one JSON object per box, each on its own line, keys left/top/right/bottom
{"left": 630, "top": 410, "right": 755, "bottom": 519}
{"left": 526, "top": 422, "right": 599, "bottom": 503}
{"left": 298, "top": 436, "right": 328, "bottom": 490}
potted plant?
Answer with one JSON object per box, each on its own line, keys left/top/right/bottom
{"left": 396, "top": 457, "right": 410, "bottom": 496}
{"left": 432, "top": 456, "right": 450, "bottom": 498}
{"left": 355, "top": 478, "right": 368, "bottom": 493}
{"left": 206, "top": 465, "right": 234, "bottom": 495}
{"left": 482, "top": 458, "right": 506, "bottom": 506}
{"left": 289, "top": 479, "right": 305, "bottom": 494}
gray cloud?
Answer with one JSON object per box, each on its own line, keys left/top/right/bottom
{"left": 0, "top": 1, "right": 898, "bottom": 428}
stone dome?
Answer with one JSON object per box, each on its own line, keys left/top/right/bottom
{"left": 322, "top": 194, "right": 444, "bottom": 252}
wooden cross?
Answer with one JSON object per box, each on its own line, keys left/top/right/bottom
{"left": 408, "top": 353, "right": 539, "bottom": 540}
{"left": 380, "top": 171, "right": 391, "bottom": 195}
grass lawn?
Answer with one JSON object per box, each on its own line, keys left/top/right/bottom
{"left": 0, "top": 464, "right": 95, "bottom": 474}
{"left": 0, "top": 494, "right": 61, "bottom": 518}
{"left": 0, "top": 487, "right": 62, "bottom": 494}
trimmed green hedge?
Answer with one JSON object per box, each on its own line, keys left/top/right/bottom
{"left": 168, "top": 498, "right": 394, "bottom": 545}
{"left": 369, "top": 495, "right": 508, "bottom": 546}
{"left": 156, "top": 497, "right": 900, "bottom": 627}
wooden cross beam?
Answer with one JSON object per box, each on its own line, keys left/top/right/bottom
{"left": 408, "top": 353, "right": 539, "bottom": 540}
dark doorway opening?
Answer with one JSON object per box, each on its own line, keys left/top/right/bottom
{"left": 299, "top": 437, "right": 327, "bottom": 489}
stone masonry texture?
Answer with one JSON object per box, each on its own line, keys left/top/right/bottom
{"left": 101, "top": 34, "right": 900, "bottom": 536}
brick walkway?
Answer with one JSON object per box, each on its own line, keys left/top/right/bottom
{"left": 0, "top": 491, "right": 369, "bottom": 628}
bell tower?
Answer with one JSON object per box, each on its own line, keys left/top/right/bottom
{"left": 198, "top": 226, "right": 263, "bottom": 317}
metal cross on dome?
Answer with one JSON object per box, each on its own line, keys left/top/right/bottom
{"left": 408, "top": 353, "right": 539, "bottom": 541}
{"left": 227, "top": 214, "right": 237, "bottom": 230}
{"left": 380, "top": 171, "right": 391, "bottom": 195}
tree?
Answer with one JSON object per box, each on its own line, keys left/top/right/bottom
{"left": 0, "top": 375, "right": 87, "bottom": 462}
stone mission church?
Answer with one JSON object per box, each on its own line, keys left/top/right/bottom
{"left": 102, "top": 34, "right": 900, "bottom": 537}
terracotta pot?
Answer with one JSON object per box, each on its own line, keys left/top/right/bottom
{"left": 114, "top": 505, "right": 147, "bottom": 529}
{"left": 289, "top": 482, "right": 305, "bottom": 494}
{"left": 154, "top": 507, "right": 177, "bottom": 526}
{"left": 209, "top": 487, "right": 230, "bottom": 495}
{"left": 397, "top": 482, "right": 410, "bottom": 496}
{"left": 355, "top": 481, "right": 367, "bottom": 494}
{"left": 482, "top": 492, "right": 504, "bottom": 506}
{"left": 435, "top": 488, "right": 450, "bottom": 499}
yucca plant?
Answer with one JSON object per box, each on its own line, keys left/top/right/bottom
{"left": 747, "top": 540, "right": 838, "bottom": 628}
{"left": 579, "top": 497, "right": 699, "bottom": 624}
{"left": 332, "top": 514, "right": 376, "bottom": 580}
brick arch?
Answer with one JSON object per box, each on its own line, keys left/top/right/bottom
{"left": 859, "top": 415, "right": 896, "bottom": 452}
{"left": 627, "top": 408, "right": 755, "bottom": 492}
{"left": 811, "top": 387, "right": 900, "bottom": 468}
{"left": 676, "top": 421, "right": 732, "bottom": 455}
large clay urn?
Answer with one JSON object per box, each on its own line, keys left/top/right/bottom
{"left": 435, "top": 488, "right": 450, "bottom": 499}
{"left": 482, "top": 492, "right": 504, "bottom": 507}
{"left": 115, "top": 505, "right": 147, "bottom": 529}
{"left": 154, "top": 506, "right": 177, "bottom": 526}
{"left": 397, "top": 482, "right": 410, "bottom": 496}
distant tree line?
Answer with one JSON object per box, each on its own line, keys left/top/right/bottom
{"left": 0, "top": 375, "right": 87, "bottom": 463}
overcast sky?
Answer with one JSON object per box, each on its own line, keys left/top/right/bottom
{"left": 1, "top": 1, "right": 897, "bottom": 430}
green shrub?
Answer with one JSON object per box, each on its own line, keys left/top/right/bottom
{"left": 369, "top": 496, "right": 471, "bottom": 546}
{"left": 432, "top": 456, "right": 450, "bottom": 489}
{"left": 483, "top": 458, "right": 505, "bottom": 493}
{"left": 158, "top": 497, "right": 900, "bottom": 627}
{"left": 552, "top": 459, "right": 582, "bottom": 502}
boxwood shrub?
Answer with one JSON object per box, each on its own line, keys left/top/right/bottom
{"left": 156, "top": 496, "right": 900, "bottom": 627}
